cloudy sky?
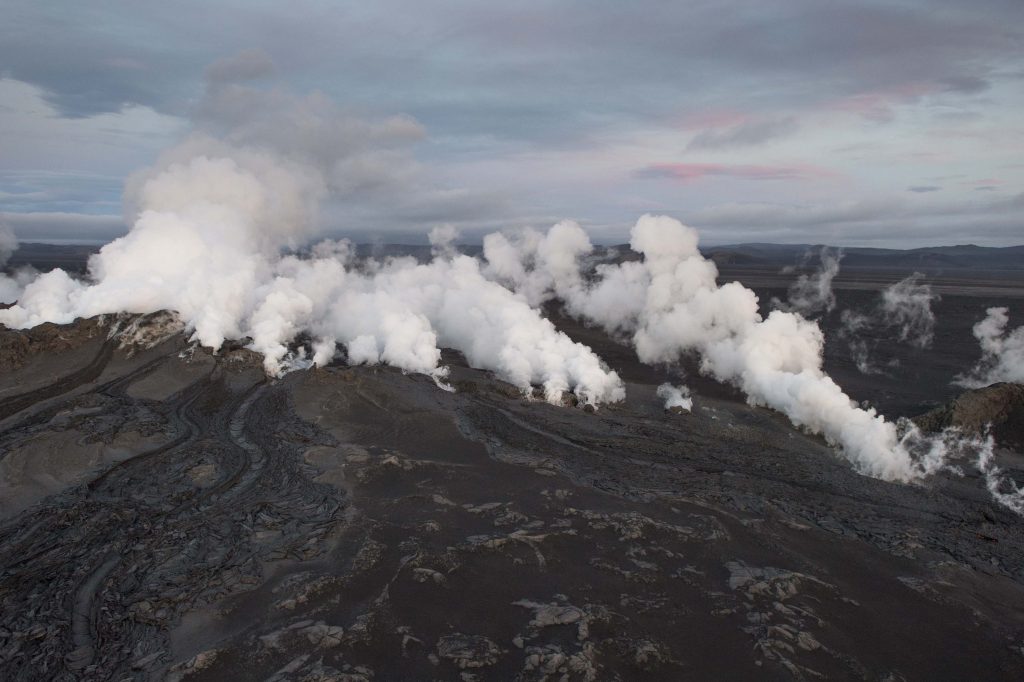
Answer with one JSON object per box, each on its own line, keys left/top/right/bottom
{"left": 1, "top": 0, "right": 1022, "bottom": 246}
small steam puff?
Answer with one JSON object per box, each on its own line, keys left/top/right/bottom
{"left": 976, "top": 437, "right": 1024, "bottom": 515}
{"left": 0, "top": 224, "right": 15, "bottom": 265}
{"left": 955, "top": 307, "right": 1024, "bottom": 387}
{"left": 656, "top": 383, "right": 692, "bottom": 412}
{"left": 838, "top": 310, "right": 881, "bottom": 375}
{"left": 0, "top": 222, "right": 32, "bottom": 304}
{"left": 484, "top": 215, "right": 989, "bottom": 485}
{"left": 772, "top": 246, "right": 843, "bottom": 317}
{"left": 838, "top": 272, "right": 938, "bottom": 374}
{"left": 880, "top": 273, "right": 938, "bottom": 349}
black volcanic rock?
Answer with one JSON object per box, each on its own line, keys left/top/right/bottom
{"left": 2, "top": 272, "right": 1024, "bottom": 680}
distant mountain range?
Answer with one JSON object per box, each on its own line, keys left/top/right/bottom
{"left": 5, "top": 243, "right": 103, "bottom": 273}
{"left": 700, "top": 243, "right": 1024, "bottom": 270}
{"left": 6, "top": 241, "right": 1024, "bottom": 274}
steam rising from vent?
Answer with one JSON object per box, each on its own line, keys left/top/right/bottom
{"left": 956, "top": 307, "right": 1024, "bottom": 387}
{"left": 483, "top": 215, "right": 987, "bottom": 483}
{"left": 0, "top": 152, "right": 625, "bottom": 404}
{"left": 657, "top": 383, "right": 692, "bottom": 412}
{"left": 838, "top": 310, "right": 882, "bottom": 375}
{"left": 0, "top": 223, "right": 33, "bottom": 305}
{"left": 976, "top": 437, "right": 1024, "bottom": 515}
{"left": 0, "top": 224, "right": 15, "bottom": 265}
{"left": 0, "top": 77, "right": 624, "bottom": 406}
{"left": 838, "top": 273, "right": 939, "bottom": 374}
{"left": 880, "top": 273, "right": 938, "bottom": 349}
{"left": 772, "top": 246, "right": 843, "bottom": 317}
{"left": 0, "top": 64, "right": 1014, "bottom": 511}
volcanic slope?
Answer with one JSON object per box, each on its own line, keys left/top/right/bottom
{"left": 0, "top": 314, "right": 1022, "bottom": 681}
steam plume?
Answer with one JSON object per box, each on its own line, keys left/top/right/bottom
{"left": 0, "top": 223, "right": 32, "bottom": 304}
{"left": 484, "top": 215, "right": 985, "bottom": 483}
{"left": 976, "top": 438, "right": 1024, "bottom": 515}
{"left": 955, "top": 307, "right": 1024, "bottom": 387}
{"left": 0, "top": 79, "right": 624, "bottom": 405}
{"left": 880, "top": 273, "right": 938, "bottom": 349}
{"left": 0, "top": 224, "right": 15, "bottom": 265}
{"left": 838, "top": 310, "right": 881, "bottom": 374}
{"left": 657, "top": 383, "right": 693, "bottom": 412}
{"left": 838, "top": 273, "right": 938, "bottom": 373}
{"left": 772, "top": 246, "right": 843, "bottom": 317}
{"left": 0, "top": 61, "right": 1014, "bottom": 511}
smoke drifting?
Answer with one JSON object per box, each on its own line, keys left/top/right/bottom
{"left": 976, "top": 437, "right": 1024, "bottom": 515}
{"left": 838, "top": 310, "right": 882, "bottom": 375}
{"left": 0, "top": 79, "right": 625, "bottom": 405}
{"left": 0, "top": 224, "right": 15, "bottom": 264}
{"left": 0, "top": 223, "right": 32, "bottom": 304}
{"left": 956, "top": 307, "right": 1024, "bottom": 388}
{"left": 481, "top": 215, "right": 987, "bottom": 483}
{"left": 0, "top": 223, "right": 17, "bottom": 301}
{"left": 0, "top": 61, "right": 1015, "bottom": 512}
{"left": 772, "top": 247, "right": 843, "bottom": 317}
{"left": 880, "top": 273, "right": 938, "bottom": 349}
{"left": 838, "top": 273, "right": 939, "bottom": 374}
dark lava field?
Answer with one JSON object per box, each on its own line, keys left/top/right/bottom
{"left": 1, "top": 267, "right": 1023, "bottom": 681}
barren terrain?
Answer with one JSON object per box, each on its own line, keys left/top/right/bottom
{"left": 1, "top": 268, "right": 1022, "bottom": 681}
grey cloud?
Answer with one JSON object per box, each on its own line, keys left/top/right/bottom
{"left": 2, "top": 1, "right": 1020, "bottom": 138}
{"left": 687, "top": 117, "right": 800, "bottom": 150}
{"left": 0, "top": 171, "right": 122, "bottom": 214}
{"left": 140, "top": 54, "right": 507, "bottom": 243}
{"left": 0, "top": 4, "right": 202, "bottom": 118}
{"left": 908, "top": 186, "right": 941, "bottom": 193}
{"left": 195, "top": 80, "right": 425, "bottom": 176}
{"left": 1, "top": 1, "right": 1022, "bottom": 247}
{"left": 940, "top": 74, "right": 991, "bottom": 94}
{"left": 204, "top": 49, "right": 276, "bottom": 84}
{"left": 687, "top": 192, "right": 1024, "bottom": 247}
{"left": 634, "top": 163, "right": 820, "bottom": 182}
{"left": 322, "top": 186, "right": 512, "bottom": 240}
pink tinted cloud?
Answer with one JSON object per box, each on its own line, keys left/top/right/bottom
{"left": 823, "top": 83, "right": 939, "bottom": 122}
{"left": 963, "top": 178, "right": 1003, "bottom": 189}
{"left": 636, "top": 162, "right": 837, "bottom": 183}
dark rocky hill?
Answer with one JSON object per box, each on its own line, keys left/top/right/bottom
{"left": 1, "top": 312, "right": 1022, "bottom": 680}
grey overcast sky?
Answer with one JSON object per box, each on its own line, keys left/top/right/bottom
{"left": 1, "top": 0, "right": 1022, "bottom": 246}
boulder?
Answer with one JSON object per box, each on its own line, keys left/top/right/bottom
{"left": 914, "top": 382, "right": 1024, "bottom": 447}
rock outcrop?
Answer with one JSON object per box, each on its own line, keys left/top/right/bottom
{"left": 0, "top": 318, "right": 105, "bottom": 372}
{"left": 915, "top": 382, "right": 1024, "bottom": 447}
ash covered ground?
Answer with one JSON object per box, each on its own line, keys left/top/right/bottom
{"left": 1, "top": 263, "right": 1023, "bottom": 681}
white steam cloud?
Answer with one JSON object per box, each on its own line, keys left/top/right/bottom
{"left": 772, "top": 246, "right": 843, "bottom": 317}
{"left": 483, "top": 215, "right": 988, "bottom": 484}
{"left": 955, "top": 307, "right": 1024, "bottom": 388}
{"left": 0, "top": 58, "right": 1015, "bottom": 513}
{"left": 0, "top": 84, "right": 624, "bottom": 406}
{"left": 657, "top": 383, "right": 693, "bottom": 412}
